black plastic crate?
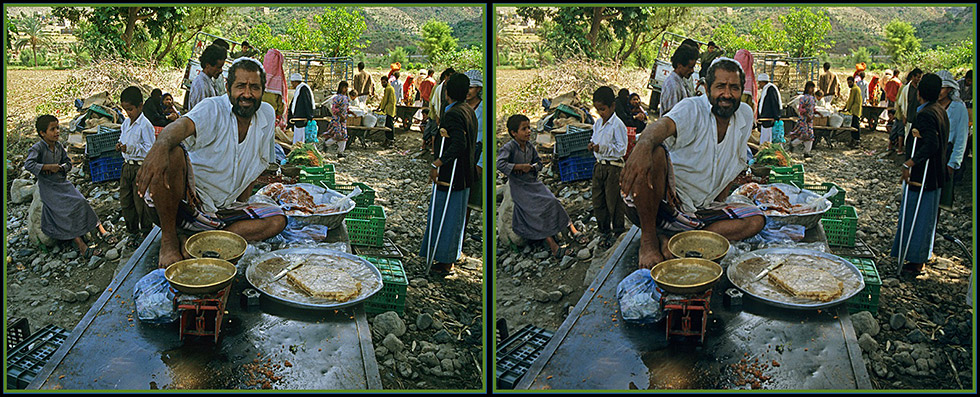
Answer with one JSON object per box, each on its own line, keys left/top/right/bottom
{"left": 496, "top": 324, "right": 554, "bottom": 389}
{"left": 6, "top": 324, "right": 70, "bottom": 389}
{"left": 7, "top": 317, "right": 30, "bottom": 350}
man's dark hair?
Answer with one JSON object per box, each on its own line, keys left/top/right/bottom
{"left": 707, "top": 41, "right": 717, "bottom": 48}
{"left": 592, "top": 86, "right": 615, "bottom": 107}
{"left": 120, "top": 86, "right": 143, "bottom": 107}
{"left": 421, "top": 108, "right": 430, "bottom": 116}
{"left": 671, "top": 43, "right": 700, "bottom": 69}
{"left": 892, "top": 68, "right": 900, "bottom": 77}
{"left": 35, "top": 114, "right": 58, "bottom": 133}
{"left": 241, "top": 40, "right": 251, "bottom": 48}
{"left": 358, "top": 61, "right": 365, "bottom": 70}
{"left": 629, "top": 92, "right": 641, "bottom": 100}
{"left": 823, "top": 62, "right": 831, "bottom": 71}
{"left": 337, "top": 80, "right": 348, "bottom": 92}
{"left": 965, "top": 70, "right": 972, "bottom": 79}
{"left": 507, "top": 114, "right": 530, "bottom": 134}
{"left": 918, "top": 73, "right": 941, "bottom": 102}
{"left": 907, "top": 68, "right": 923, "bottom": 83}
{"left": 704, "top": 59, "right": 745, "bottom": 94}
{"left": 681, "top": 38, "right": 699, "bottom": 50}
{"left": 427, "top": 69, "right": 435, "bottom": 76}
{"left": 226, "top": 59, "right": 267, "bottom": 94}
{"left": 201, "top": 44, "right": 227, "bottom": 67}
{"left": 211, "top": 38, "right": 229, "bottom": 49}
{"left": 149, "top": 88, "right": 162, "bottom": 100}
{"left": 393, "top": 71, "right": 400, "bottom": 78}
{"left": 847, "top": 75, "right": 854, "bottom": 84}
{"left": 446, "top": 72, "right": 470, "bottom": 102}
{"left": 440, "top": 67, "right": 455, "bottom": 81}
{"left": 858, "top": 71, "right": 865, "bottom": 79}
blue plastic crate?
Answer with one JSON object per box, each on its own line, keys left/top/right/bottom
{"left": 554, "top": 129, "right": 593, "bottom": 157}
{"left": 85, "top": 128, "right": 121, "bottom": 158}
{"left": 89, "top": 153, "right": 124, "bottom": 182}
{"left": 557, "top": 154, "right": 595, "bottom": 182}
{"left": 6, "top": 325, "right": 70, "bottom": 389}
{"left": 496, "top": 325, "right": 554, "bottom": 389}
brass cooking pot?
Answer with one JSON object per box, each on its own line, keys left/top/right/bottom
{"left": 667, "top": 230, "right": 730, "bottom": 262}
{"left": 185, "top": 230, "right": 247, "bottom": 264}
{"left": 165, "top": 258, "right": 237, "bottom": 295}
{"left": 650, "top": 257, "right": 723, "bottom": 295}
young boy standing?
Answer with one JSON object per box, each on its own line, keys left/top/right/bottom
{"left": 117, "top": 86, "right": 157, "bottom": 244}
{"left": 588, "top": 86, "right": 628, "bottom": 248}
{"left": 498, "top": 114, "right": 588, "bottom": 258}
{"left": 25, "top": 115, "right": 110, "bottom": 257}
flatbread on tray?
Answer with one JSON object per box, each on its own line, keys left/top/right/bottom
{"left": 285, "top": 264, "right": 362, "bottom": 302}
{"left": 767, "top": 264, "right": 843, "bottom": 302}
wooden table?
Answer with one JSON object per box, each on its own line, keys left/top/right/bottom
{"left": 29, "top": 226, "right": 382, "bottom": 390}
{"left": 516, "top": 225, "right": 872, "bottom": 390}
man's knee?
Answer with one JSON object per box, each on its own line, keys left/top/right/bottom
{"left": 744, "top": 215, "right": 765, "bottom": 234}
{"left": 267, "top": 215, "right": 287, "bottom": 234}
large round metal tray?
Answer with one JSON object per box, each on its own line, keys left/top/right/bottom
{"left": 244, "top": 247, "right": 382, "bottom": 310}
{"left": 726, "top": 247, "right": 865, "bottom": 310}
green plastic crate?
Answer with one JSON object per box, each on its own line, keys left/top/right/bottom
{"left": 821, "top": 205, "right": 858, "bottom": 247}
{"left": 298, "top": 164, "right": 336, "bottom": 188}
{"left": 333, "top": 182, "right": 376, "bottom": 207}
{"left": 769, "top": 164, "right": 804, "bottom": 186}
{"left": 359, "top": 255, "right": 408, "bottom": 315}
{"left": 842, "top": 256, "right": 881, "bottom": 315}
{"left": 792, "top": 181, "right": 847, "bottom": 207}
{"left": 346, "top": 205, "right": 386, "bottom": 247}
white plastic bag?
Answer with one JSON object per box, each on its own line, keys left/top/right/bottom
{"left": 133, "top": 269, "right": 178, "bottom": 324}
{"left": 616, "top": 269, "right": 665, "bottom": 324}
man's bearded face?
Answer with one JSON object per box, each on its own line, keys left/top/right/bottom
{"left": 229, "top": 68, "right": 263, "bottom": 119}
{"left": 707, "top": 68, "right": 742, "bottom": 119}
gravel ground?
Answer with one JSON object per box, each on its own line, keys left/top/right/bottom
{"left": 5, "top": 67, "right": 484, "bottom": 390}
{"left": 493, "top": 66, "right": 974, "bottom": 390}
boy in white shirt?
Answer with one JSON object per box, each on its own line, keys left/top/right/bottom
{"left": 588, "top": 86, "right": 628, "bottom": 248}
{"left": 116, "top": 86, "right": 157, "bottom": 244}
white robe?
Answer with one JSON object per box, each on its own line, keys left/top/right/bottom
{"left": 663, "top": 95, "right": 753, "bottom": 214}
{"left": 183, "top": 95, "right": 275, "bottom": 214}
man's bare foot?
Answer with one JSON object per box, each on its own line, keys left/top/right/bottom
{"left": 157, "top": 238, "right": 186, "bottom": 269}
{"left": 638, "top": 232, "right": 664, "bottom": 269}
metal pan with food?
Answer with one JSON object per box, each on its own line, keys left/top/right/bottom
{"left": 726, "top": 247, "right": 865, "bottom": 310}
{"left": 250, "top": 182, "right": 357, "bottom": 229}
{"left": 650, "top": 257, "right": 724, "bottom": 295}
{"left": 727, "top": 182, "right": 833, "bottom": 228}
{"left": 244, "top": 247, "right": 382, "bottom": 310}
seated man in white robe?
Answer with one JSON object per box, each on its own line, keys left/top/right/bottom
{"left": 137, "top": 58, "right": 286, "bottom": 268}
{"left": 621, "top": 58, "right": 766, "bottom": 268}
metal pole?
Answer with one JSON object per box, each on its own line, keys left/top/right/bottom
{"left": 424, "top": 133, "right": 448, "bottom": 266}
{"left": 427, "top": 158, "right": 458, "bottom": 275}
{"left": 895, "top": 137, "right": 916, "bottom": 274}
{"left": 898, "top": 157, "right": 930, "bottom": 276}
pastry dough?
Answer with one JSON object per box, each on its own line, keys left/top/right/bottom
{"left": 286, "top": 264, "right": 362, "bottom": 302}
{"left": 767, "top": 264, "right": 843, "bottom": 302}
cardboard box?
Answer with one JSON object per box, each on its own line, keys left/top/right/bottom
{"left": 813, "top": 116, "right": 829, "bottom": 127}
{"left": 347, "top": 116, "right": 362, "bottom": 127}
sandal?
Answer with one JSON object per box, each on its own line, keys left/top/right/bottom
{"left": 572, "top": 232, "right": 589, "bottom": 245}
{"left": 100, "top": 233, "right": 119, "bottom": 245}
{"left": 430, "top": 263, "right": 456, "bottom": 277}
{"left": 552, "top": 246, "right": 568, "bottom": 259}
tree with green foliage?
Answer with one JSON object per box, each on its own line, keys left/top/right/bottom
{"left": 246, "top": 23, "right": 293, "bottom": 53}
{"left": 13, "top": 13, "right": 54, "bottom": 67}
{"left": 419, "top": 19, "right": 458, "bottom": 60}
{"left": 848, "top": 46, "right": 872, "bottom": 66}
{"left": 314, "top": 7, "right": 368, "bottom": 57}
{"left": 5, "top": 9, "right": 16, "bottom": 52}
{"left": 779, "top": 7, "right": 833, "bottom": 58}
{"left": 749, "top": 18, "right": 787, "bottom": 52}
{"left": 609, "top": 7, "right": 689, "bottom": 64}
{"left": 387, "top": 46, "right": 408, "bottom": 66}
{"left": 52, "top": 6, "right": 224, "bottom": 64}
{"left": 883, "top": 19, "right": 921, "bottom": 64}
{"left": 711, "top": 24, "right": 755, "bottom": 53}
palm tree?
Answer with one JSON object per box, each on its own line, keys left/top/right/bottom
{"left": 14, "top": 14, "right": 54, "bottom": 68}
